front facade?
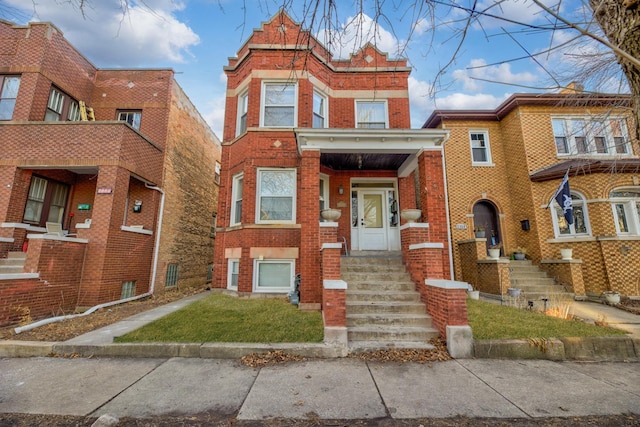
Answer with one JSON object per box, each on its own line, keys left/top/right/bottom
{"left": 424, "top": 93, "right": 640, "bottom": 297}
{"left": 212, "top": 12, "right": 453, "bottom": 307}
{"left": 0, "top": 20, "right": 221, "bottom": 325}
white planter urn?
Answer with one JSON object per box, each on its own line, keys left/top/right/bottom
{"left": 560, "top": 248, "right": 573, "bottom": 260}
{"left": 467, "top": 290, "right": 480, "bottom": 300}
{"left": 488, "top": 248, "right": 501, "bottom": 260}
{"left": 400, "top": 209, "right": 422, "bottom": 223}
{"left": 603, "top": 291, "right": 621, "bottom": 305}
{"left": 320, "top": 208, "right": 341, "bottom": 222}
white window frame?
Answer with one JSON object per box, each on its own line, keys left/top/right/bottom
{"left": 550, "top": 191, "right": 590, "bottom": 238}
{"left": 237, "top": 89, "right": 249, "bottom": 136}
{"left": 0, "top": 75, "right": 20, "bottom": 120}
{"left": 45, "top": 88, "right": 64, "bottom": 121}
{"left": 313, "top": 90, "right": 328, "bottom": 128}
{"left": 551, "top": 116, "right": 631, "bottom": 156}
{"left": 227, "top": 259, "right": 239, "bottom": 290}
{"left": 230, "top": 173, "right": 243, "bottom": 226}
{"left": 256, "top": 168, "right": 296, "bottom": 224}
{"left": 260, "top": 82, "right": 297, "bottom": 128}
{"left": 319, "top": 174, "right": 329, "bottom": 212}
{"left": 610, "top": 188, "right": 640, "bottom": 235}
{"left": 355, "top": 100, "right": 388, "bottom": 128}
{"left": 469, "top": 130, "right": 493, "bottom": 165}
{"left": 253, "top": 259, "right": 295, "bottom": 293}
{"left": 118, "top": 110, "right": 142, "bottom": 130}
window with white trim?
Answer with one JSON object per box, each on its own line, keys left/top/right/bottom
{"left": 0, "top": 76, "right": 20, "bottom": 120}
{"left": 313, "top": 90, "right": 327, "bottom": 128}
{"left": 228, "top": 259, "right": 239, "bottom": 290}
{"left": 230, "top": 173, "right": 243, "bottom": 226}
{"left": 610, "top": 188, "right": 640, "bottom": 235}
{"left": 551, "top": 191, "right": 590, "bottom": 237}
{"left": 253, "top": 259, "right": 294, "bottom": 292}
{"left": 118, "top": 110, "right": 142, "bottom": 130}
{"left": 551, "top": 117, "right": 630, "bottom": 156}
{"left": 356, "top": 100, "right": 387, "bottom": 128}
{"left": 261, "top": 82, "right": 296, "bottom": 127}
{"left": 319, "top": 175, "right": 329, "bottom": 212}
{"left": 238, "top": 89, "right": 248, "bottom": 135}
{"left": 23, "top": 176, "right": 69, "bottom": 226}
{"left": 469, "top": 130, "right": 492, "bottom": 164}
{"left": 257, "top": 169, "right": 296, "bottom": 223}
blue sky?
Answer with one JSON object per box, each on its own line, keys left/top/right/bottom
{"left": 0, "top": 0, "right": 615, "bottom": 138}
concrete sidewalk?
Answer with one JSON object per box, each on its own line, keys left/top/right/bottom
{"left": 0, "top": 356, "right": 638, "bottom": 421}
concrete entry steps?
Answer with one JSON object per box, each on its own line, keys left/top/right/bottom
{"left": 509, "top": 259, "right": 574, "bottom": 308}
{"left": 342, "top": 253, "right": 439, "bottom": 352}
{"left": 0, "top": 251, "right": 26, "bottom": 275}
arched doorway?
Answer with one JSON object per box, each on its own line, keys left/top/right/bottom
{"left": 473, "top": 200, "right": 501, "bottom": 255}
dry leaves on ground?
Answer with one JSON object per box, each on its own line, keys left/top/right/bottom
{"left": 0, "top": 286, "right": 205, "bottom": 342}
{"left": 349, "top": 338, "right": 452, "bottom": 363}
{"left": 240, "top": 350, "right": 308, "bottom": 367}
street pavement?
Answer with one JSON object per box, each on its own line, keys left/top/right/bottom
{"left": 0, "top": 356, "right": 639, "bottom": 421}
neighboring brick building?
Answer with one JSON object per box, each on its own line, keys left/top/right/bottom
{"left": 424, "top": 92, "right": 640, "bottom": 298}
{"left": 212, "top": 12, "right": 455, "bottom": 308}
{"left": 0, "top": 20, "right": 221, "bottom": 326}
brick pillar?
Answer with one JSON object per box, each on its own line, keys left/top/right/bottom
{"left": 321, "top": 237, "right": 348, "bottom": 350}
{"left": 417, "top": 150, "right": 451, "bottom": 279}
{"left": 78, "top": 165, "right": 131, "bottom": 306}
{"left": 299, "top": 150, "right": 321, "bottom": 307}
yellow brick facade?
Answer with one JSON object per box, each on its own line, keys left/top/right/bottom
{"left": 425, "top": 94, "right": 640, "bottom": 297}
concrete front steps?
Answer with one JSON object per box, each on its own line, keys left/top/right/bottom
{"left": 342, "top": 254, "right": 438, "bottom": 352}
{"left": 0, "top": 252, "right": 26, "bottom": 275}
{"left": 509, "top": 259, "right": 574, "bottom": 308}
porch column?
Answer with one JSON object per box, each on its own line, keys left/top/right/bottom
{"left": 299, "top": 149, "right": 321, "bottom": 308}
{"left": 78, "top": 165, "right": 132, "bottom": 306}
{"left": 417, "top": 150, "right": 451, "bottom": 279}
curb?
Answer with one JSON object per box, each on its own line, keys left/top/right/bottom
{"left": 2, "top": 336, "right": 639, "bottom": 361}
{"left": 473, "top": 336, "right": 640, "bottom": 361}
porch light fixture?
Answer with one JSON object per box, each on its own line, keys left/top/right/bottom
{"left": 338, "top": 185, "right": 344, "bottom": 195}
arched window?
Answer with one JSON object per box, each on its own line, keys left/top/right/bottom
{"left": 551, "top": 192, "right": 589, "bottom": 237}
{"left": 610, "top": 188, "right": 640, "bottom": 235}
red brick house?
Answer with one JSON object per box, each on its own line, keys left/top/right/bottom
{"left": 0, "top": 20, "right": 221, "bottom": 326}
{"left": 213, "top": 12, "right": 470, "bottom": 352}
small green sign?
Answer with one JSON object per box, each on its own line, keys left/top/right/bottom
{"left": 77, "top": 204, "right": 91, "bottom": 210}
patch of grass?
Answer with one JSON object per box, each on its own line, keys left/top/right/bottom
{"left": 115, "top": 294, "right": 323, "bottom": 343}
{"left": 467, "top": 299, "right": 628, "bottom": 340}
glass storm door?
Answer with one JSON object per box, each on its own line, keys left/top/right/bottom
{"left": 357, "top": 190, "right": 388, "bottom": 250}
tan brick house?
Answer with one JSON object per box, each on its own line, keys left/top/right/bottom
{"left": 0, "top": 20, "right": 221, "bottom": 326}
{"left": 424, "top": 92, "right": 640, "bottom": 298}
{"left": 212, "top": 12, "right": 472, "bottom": 351}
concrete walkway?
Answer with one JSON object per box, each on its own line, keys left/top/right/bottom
{"left": 0, "top": 356, "right": 638, "bottom": 421}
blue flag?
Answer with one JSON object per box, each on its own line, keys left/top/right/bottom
{"left": 550, "top": 171, "right": 574, "bottom": 225}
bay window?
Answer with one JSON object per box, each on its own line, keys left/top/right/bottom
{"left": 257, "top": 169, "right": 296, "bottom": 223}
{"left": 0, "top": 76, "right": 20, "bottom": 120}
{"left": 262, "top": 83, "right": 296, "bottom": 127}
{"left": 230, "top": 173, "right": 243, "bottom": 226}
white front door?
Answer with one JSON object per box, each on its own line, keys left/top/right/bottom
{"left": 357, "top": 190, "right": 388, "bottom": 250}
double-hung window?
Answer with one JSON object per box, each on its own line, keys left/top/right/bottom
{"left": 230, "top": 173, "right": 244, "bottom": 226}
{"left": 469, "top": 130, "right": 492, "bottom": 164}
{"left": 551, "top": 117, "right": 630, "bottom": 156}
{"left": 228, "top": 259, "right": 239, "bottom": 290}
{"left": 257, "top": 169, "right": 296, "bottom": 223}
{"left": 118, "top": 110, "right": 142, "bottom": 130}
{"left": 44, "top": 87, "right": 81, "bottom": 122}
{"left": 23, "top": 176, "right": 69, "bottom": 226}
{"left": 313, "top": 91, "right": 327, "bottom": 128}
{"left": 551, "top": 191, "right": 589, "bottom": 237}
{"left": 238, "top": 90, "right": 248, "bottom": 135}
{"left": 0, "top": 76, "right": 20, "bottom": 120}
{"left": 262, "top": 83, "right": 296, "bottom": 127}
{"left": 610, "top": 189, "right": 640, "bottom": 235}
{"left": 356, "top": 100, "right": 387, "bottom": 128}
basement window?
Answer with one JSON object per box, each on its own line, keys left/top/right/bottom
{"left": 165, "top": 263, "right": 179, "bottom": 288}
{"left": 121, "top": 281, "right": 136, "bottom": 299}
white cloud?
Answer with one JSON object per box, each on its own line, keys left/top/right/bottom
{"left": 434, "top": 92, "right": 507, "bottom": 110}
{"left": 408, "top": 76, "right": 435, "bottom": 128}
{"left": 452, "top": 58, "right": 538, "bottom": 92}
{"left": 316, "top": 13, "right": 402, "bottom": 59}
{"left": 2, "top": 0, "right": 199, "bottom": 67}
